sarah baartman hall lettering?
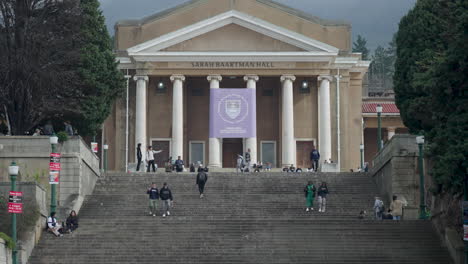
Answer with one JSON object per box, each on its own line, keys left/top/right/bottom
{"left": 106, "top": 0, "right": 370, "bottom": 171}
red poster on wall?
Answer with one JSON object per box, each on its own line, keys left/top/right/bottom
{"left": 49, "top": 153, "right": 61, "bottom": 171}
{"left": 8, "top": 191, "right": 23, "bottom": 214}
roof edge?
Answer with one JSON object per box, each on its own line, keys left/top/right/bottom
{"left": 115, "top": 0, "right": 350, "bottom": 28}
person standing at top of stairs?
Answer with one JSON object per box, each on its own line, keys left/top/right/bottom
{"left": 304, "top": 181, "right": 316, "bottom": 212}
{"left": 310, "top": 147, "right": 320, "bottom": 172}
{"left": 147, "top": 183, "right": 159, "bottom": 217}
{"left": 146, "top": 146, "right": 163, "bottom": 172}
{"left": 136, "top": 143, "right": 143, "bottom": 172}
{"left": 196, "top": 168, "right": 208, "bottom": 198}
{"left": 245, "top": 149, "right": 251, "bottom": 172}
{"left": 160, "top": 183, "right": 173, "bottom": 218}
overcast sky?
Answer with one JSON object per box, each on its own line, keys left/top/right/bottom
{"left": 98, "top": 0, "right": 416, "bottom": 52}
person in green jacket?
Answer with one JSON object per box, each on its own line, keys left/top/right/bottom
{"left": 304, "top": 181, "right": 316, "bottom": 212}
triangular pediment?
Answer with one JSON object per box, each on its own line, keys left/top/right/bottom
{"left": 127, "top": 11, "right": 339, "bottom": 55}
{"left": 157, "top": 24, "right": 307, "bottom": 52}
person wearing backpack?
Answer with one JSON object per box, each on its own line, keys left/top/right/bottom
{"left": 47, "top": 212, "right": 63, "bottom": 237}
{"left": 304, "top": 181, "right": 316, "bottom": 212}
{"left": 196, "top": 168, "right": 208, "bottom": 198}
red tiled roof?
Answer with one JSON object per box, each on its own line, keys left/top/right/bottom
{"left": 362, "top": 103, "right": 400, "bottom": 114}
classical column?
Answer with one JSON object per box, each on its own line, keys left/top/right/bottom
{"left": 387, "top": 127, "right": 396, "bottom": 140}
{"left": 244, "top": 75, "right": 259, "bottom": 165}
{"left": 170, "top": 75, "right": 185, "bottom": 159}
{"left": 318, "top": 75, "right": 333, "bottom": 162}
{"left": 133, "top": 75, "right": 148, "bottom": 161}
{"left": 208, "top": 75, "right": 222, "bottom": 168}
{"left": 281, "top": 75, "right": 296, "bottom": 167}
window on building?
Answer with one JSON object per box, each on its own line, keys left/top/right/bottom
{"left": 190, "top": 141, "right": 205, "bottom": 165}
{"left": 261, "top": 141, "right": 276, "bottom": 167}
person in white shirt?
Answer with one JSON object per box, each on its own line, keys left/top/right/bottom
{"left": 146, "top": 146, "right": 163, "bottom": 172}
{"left": 47, "top": 212, "right": 63, "bottom": 237}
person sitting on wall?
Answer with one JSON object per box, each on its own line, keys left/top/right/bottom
{"left": 175, "top": 156, "right": 184, "bottom": 172}
{"left": 190, "top": 163, "right": 195, "bottom": 172}
{"left": 165, "top": 157, "right": 173, "bottom": 172}
{"left": 296, "top": 168, "right": 302, "bottom": 173}
{"left": 265, "top": 162, "right": 271, "bottom": 171}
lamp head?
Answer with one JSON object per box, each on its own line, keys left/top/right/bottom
{"left": 301, "top": 80, "right": 308, "bottom": 89}
{"left": 103, "top": 144, "right": 109, "bottom": 150}
{"left": 50, "top": 134, "right": 58, "bottom": 145}
{"left": 376, "top": 104, "right": 383, "bottom": 113}
{"left": 157, "top": 81, "right": 165, "bottom": 90}
{"left": 9, "top": 162, "right": 19, "bottom": 176}
{"left": 360, "top": 144, "right": 364, "bottom": 150}
{"left": 416, "top": 136, "right": 425, "bottom": 145}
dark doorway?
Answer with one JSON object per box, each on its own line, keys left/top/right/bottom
{"left": 151, "top": 140, "right": 170, "bottom": 168}
{"left": 222, "top": 138, "right": 243, "bottom": 168}
{"left": 296, "top": 141, "right": 315, "bottom": 169}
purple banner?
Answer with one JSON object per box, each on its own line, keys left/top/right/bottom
{"left": 210, "top": 89, "right": 256, "bottom": 138}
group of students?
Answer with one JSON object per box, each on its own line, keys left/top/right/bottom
{"left": 136, "top": 143, "right": 185, "bottom": 173}
{"left": 373, "top": 195, "right": 404, "bottom": 220}
{"left": 303, "top": 181, "right": 329, "bottom": 212}
{"left": 46, "top": 211, "right": 79, "bottom": 237}
{"left": 146, "top": 182, "right": 174, "bottom": 217}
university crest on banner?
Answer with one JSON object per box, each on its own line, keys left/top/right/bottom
{"left": 225, "top": 99, "right": 241, "bottom": 119}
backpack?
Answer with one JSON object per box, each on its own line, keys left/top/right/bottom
{"left": 199, "top": 172, "right": 207, "bottom": 182}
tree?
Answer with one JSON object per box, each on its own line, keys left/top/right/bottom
{"left": 394, "top": 0, "right": 468, "bottom": 193}
{"left": 76, "top": 0, "right": 124, "bottom": 136}
{"left": 0, "top": 0, "right": 124, "bottom": 136}
{"left": 352, "top": 34, "right": 369, "bottom": 60}
{"left": 0, "top": 0, "right": 82, "bottom": 135}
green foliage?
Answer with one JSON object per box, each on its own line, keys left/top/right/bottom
{"left": 76, "top": 0, "right": 125, "bottom": 137}
{"left": 394, "top": 0, "right": 468, "bottom": 193}
{"left": 352, "top": 35, "right": 369, "bottom": 60}
{"left": 56, "top": 131, "right": 69, "bottom": 143}
{"left": 0, "top": 232, "right": 15, "bottom": 249}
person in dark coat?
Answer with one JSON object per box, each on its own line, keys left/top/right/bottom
{"left": 136, "top": 143, "right": 142, "bottom": 172}
{"left": 66, "top": 210, "right": 79, "bottom": 233}
{"left": 160, "top": 183, "right": 173, "bottom": 218}
{"left": 175, "top": 156, "right": 184, "bottom": 172}
{"left": 196, "top": 168, "right": 208, "bottom": 198}
{"left": 310, "top": 147, "right": 320, "bottom": 172}
{"left": 147, "top": 183, "right": 159, "bottom": 216}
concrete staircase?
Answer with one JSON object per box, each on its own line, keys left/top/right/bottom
{"left": 28, "top": 172, "right": 451, "bottom": 264}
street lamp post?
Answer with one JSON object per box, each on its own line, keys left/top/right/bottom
{"left": 50, "top": 134, "right": 58, "bottom": 214}
{"left": 416, "top": 135, "right": 426, "bottom": 220}
{"left": 360, "top": 144, "right": 364, "bottom": 170}
{"left": 464, "top": 169, "right": 468, "bottom": 264}
{"left": 9, "top": 162, "right": 19, "bottom": 264}
{"left": 103, "top": 144, "right": 109, "bottom": 172}
{"left": 376, "top": 104, "right": 383, "bottom": 151}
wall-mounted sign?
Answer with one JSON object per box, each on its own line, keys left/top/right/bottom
{"left": 8, "top": 191, "right": 23, "bottom": 214}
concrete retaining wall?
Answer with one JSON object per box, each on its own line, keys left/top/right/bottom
{"left": 370, "top": 134, "right": 420, "bottom": 219}
{"left": 0, "top": 238, "right": 12, "bottom": 264}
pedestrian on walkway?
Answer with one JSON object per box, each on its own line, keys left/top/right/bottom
{"left": 245, "top": 149, "right": 251, "bottom": 172}
{"left": 43, "top": 120, "right": 55, "bottom": 136}
{"left": 389, "top": 195, "right": 403, "bottom": 221}
{"left": 146, "top": 146, "right": 163, "bottom": 172}
{"left": 160, "top": 183, "right": 173, "bottom": 218}
{"left": 303, "top": 181, "right": 316, "bottom": 212}
{"left": 64, "top": 121, "right": 74, "bottom": 136}
{"left": 373, "top": 196, "right": 384, "bottom": 220}
{"left": 317, "top": 182, "right": 329, "bottom": 213}
{"left": 196, "top": 168, "right": 208, "bottom": 198}
{"left": 136, "top": 143, "right": 143, "bottom": 172}
{"left": 310, "top": 147, "right": 320, "bottom": 172}
{"left": 147, "top": 183, "right": 159, "bottom": 216}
